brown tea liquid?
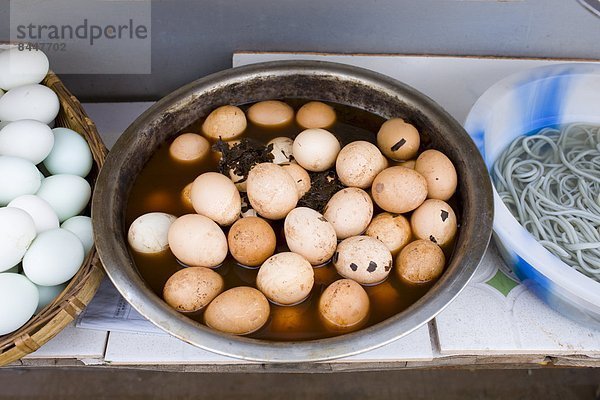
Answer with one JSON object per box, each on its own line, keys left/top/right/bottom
{"left": 125, "top": 100, "right": 455, "bottom": 341}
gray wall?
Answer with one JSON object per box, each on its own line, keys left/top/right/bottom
{"left": 1, "top": 0, "right": 599, "bottom": 101}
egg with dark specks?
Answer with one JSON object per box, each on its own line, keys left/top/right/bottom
{"left": 411, "top": 199, "right": 457, "bottom": 247}
{"left": 333, "top": 236, "right": 393, "bottom": 285}
{"left": 227, "top": 217, "right": 276, "bottom": 267}
{"left": 335, "top": 141, "right": 388, "bottom": 188}
{"left": 376, "top": 118, "right": 420, "bottom": 161}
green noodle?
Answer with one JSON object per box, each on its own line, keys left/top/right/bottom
{"left": 493, "top": 123, "right": 600, "bottom": 282}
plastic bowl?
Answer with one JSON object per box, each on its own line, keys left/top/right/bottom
{"left": 465, "top": 63, "right": 600, "bottom": 330}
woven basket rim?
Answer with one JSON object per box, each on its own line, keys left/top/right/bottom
{"left": 0, "top": 69, "right": 107, "bottom": 366}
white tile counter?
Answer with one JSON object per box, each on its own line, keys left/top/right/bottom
{"left": 8, "top": 53, "right": 600, "bottom": 370}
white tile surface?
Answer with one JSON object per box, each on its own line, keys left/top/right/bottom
{"left": 24, "top": 323, "right": 107, "bottom": 360}
{"left": 435, "top": 246, "right": 600, "bottom": 355}
{"left": 105, "top": 325, "right": 432, "bottom": 365}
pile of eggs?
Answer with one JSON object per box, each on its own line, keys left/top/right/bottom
{"left": 128, "top": 99, "right": 458, "bottom": 336}
{"left": 0, "top": 47, "right": 94, "bottom": 336}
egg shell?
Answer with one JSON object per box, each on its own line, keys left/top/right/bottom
{"left": 292, "top": 129, "right": 341, "bottom": 172}
{"left": 281, "top": 163, "right": 311, "bottom": 198}
{"left": 61, "top": 216, "right": 94, "bottom": 255}
{"left": 284, "top": 207, "right": 337, "bottom": 266}
{"left": 35, "top": 282, "right": 66, "bottom": 314}
{"left": 168, "top": 214, "right": 228, "bottom": 268}
{"left": 318, "top": 279, "right": 369, "bottom": 332}
{"left": 247, "top": 163, "right": 298, "bottom": 220}
{"left": 396, "top": 239, "right": 445, "bottom": 284}
{"left": 267, "top": 136, "right": 294, "bottom": 164}
{"left": 0, "top": 156, "right": 42, "bottom": 206}
{"left": 415, "top": 149, "right": 458, "bottom": 201}
{"left": 377, "top": 118, "right": 420, "bottom": 161}
{"left": 169, "top": 133, "right": 210, "bottom": 163}
{"left": 248, "top": 101, "right": 294, "bottom": 128}
{"left": 411, "top": 199, "right": 457, "bottom": 247}
{"left": 371, "top": 166, "right": 427, "bottom": 214}
{"left": 333, "top": 236, "right": 393, "bottom": 285}
{"left": 0, "top": 84, "right": 59, "bottom": 124}
{"left": 36, "top": 174, "right": 91, "bottom": 222}
{"left": 240, "top": 196, "right": 258, "bottom": 218}
{"left": 202, "top": 105, "right": 247, "bottom": 140}
{"left": 0, "top": 120, "right": 54, "bottom": 164}
{"left": 163, "top": 267, "right": 224, "bottom": 313}
{"left": 181, "top": 182, "right": 194, "bottom": 209}
{"left": 257, "top": 252, "right": 314, "bottom": 305}
{"left": 43, "top": 127, "right": 93, "bottom": 178}
{"left": 365, "top": 212, "right": 412, "bottom": 255}
{"left": 323, "top": 188, "right": 373, "bottom": 240}
{"left": 228, "top": 217, "right": 276, "bottom": 267}
{"left": 229, "top": 168, "right": 247, "bottom": 192}
{"left": 335, "top": 141, "right": 388, "bottom": 188}
{"left": 128, "top": 212, "right": 176, "bottom": 254}
{"left": 296, "top": 101, "right": 336, "bottom": 129}
{"left": 204, "top": 287, "right": 270, "bottom": 335}
{"left": 8, "top": 194, "right": 59, "bottom": 233}
{"left": 0, "top": 273, "right": 39, "bottom": 335}
{"left": 0, "top": 207, "right": 37, "bottom": 272}
{"left": 23, "top": 228, "right": 85, "bottom": 286}
{"left": 0, "top": 47, "right": 49, "bottom": 90}
{"left": 191, "top": 172, "right": 241, "bottom": 226}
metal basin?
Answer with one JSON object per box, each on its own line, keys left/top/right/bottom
{"left": 92, "top": 60, "right": 493, "bottom": 362}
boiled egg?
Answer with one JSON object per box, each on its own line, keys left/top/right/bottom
{"left": 377, "top": 118, "right": 420, "bottom": 161}
{"left": 414, "top": 149, "right": 457, "bottom": 201}
{"left": 191, "top": 172, "right": 241, "bottom": 226}
{"left": 333, "top": 236, "right": 393, "bottom": 285}
{"left": 281, "top": 163, "right": 311, "bottom": 198}
{"left": 163, "top": 267, "right": 224, "bottom": 313}
{"left": 127, "top": 212, "right": 176, "bottom": 254}
{"left": 202, "top": 105, "right": 247, "bottom": 140}
{"left": 246, "top": 163, "right": 298, "bottom": 220}
{"left": 227, "top": 216, "right": 276, "bottom": 267}
{"left": 365, "top": 212, "right": 412, "bottom": 256}
{"left": 169, "top": 133, "right": 210, "bottom": 163}
{"left": 396, "top": 239, "right": 445, "bottom": 284}
{"left": 267, "top": 137, "right": 294, "bottom": 164}
{"left": 335, "top": 141, "right": 387, "bottom": 188}
{"left": 371, "top": 166, "right": 427, "bottom": 213}
{"left": 323, "top": 188, "right": 373, "bottom": 239}
{"left": 204, "top": 287, "right": 270, "bottom": 335}
{"left": 167, "top": 214, "right": 228, "bottom": 268}
{"left": 296, "top": 101, "right": 336, "bottom": 129}
{"left": 284, "top": 207, "right": 337, "bottom": 266}
{"left": 318, "top": 279, "right": 369, "bottom": 333}
{"left": 248, "top": 101, "right": 294, "bottom": 128}
{"left": 292, "top": 128, "right": 340, "bottom": 172}
{"left": 411, "top": 199, "right": 457, "bottom": 247}
{"left": 256, "top": 252, "right": 314, "bottom": 305}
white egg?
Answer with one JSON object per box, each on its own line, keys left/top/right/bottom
{"left": 0, "top": 120, "right": 54, "bottom": 166}
{"left": 61, "top": 216, "right": 93, "bottom": 255}
{"left": 0, "top": 207, "right": 37, "bottom": 272}
{"left": 0, "top": 84, "right": 60, "bottom": 124}
{"left": 36, "top": 174, "right": 91, "bottom": 222}
{"left": 323, "top": 188, "right": 373, "bottom": 240}
{"left": 8, "top": 194, "right": 59, "bottom": 233}
{"left": 23, "top": 228, "right": 84, "bottom": 286}
{"left": 0, "top": 48, "right": 49, "bottom": 90}
{"left": 0, "top": 273, "right": 39, "bottom": 335}
{"left": 292, "top": 129, "right": 341, "bottom": 172}
{"left": 43, "top": 128, "right": 93, "bottom": 177}
{"left": 35, "top": 283, "right": 66, "bottom": 314}
{"left": 0, "top": 156, "right": 42, "bottom": 206}
{"left": 128, "top": 212, "right": 177, "bottom": 254}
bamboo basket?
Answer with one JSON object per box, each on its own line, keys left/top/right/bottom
{"left": 0, "top": 70, "right": 107, "bottom": 366}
